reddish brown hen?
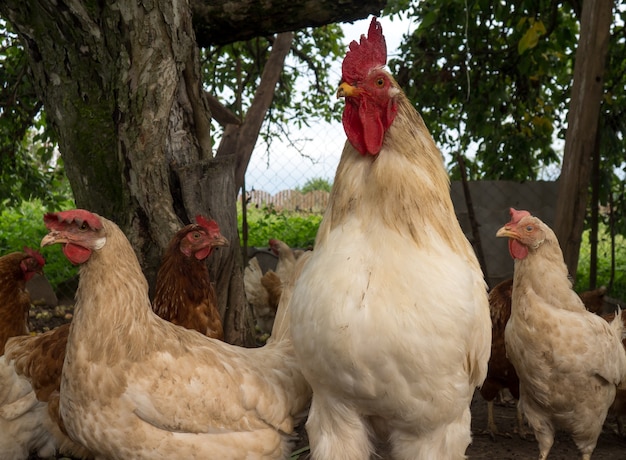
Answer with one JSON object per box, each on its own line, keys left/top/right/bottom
{"left": 579, "top": 286, "right": 607, "bottom": 315}
{"left": 2, "top": 322, "right": 89, "bottom": 459}
{"left": 0, "top": 247, "right": 45, "bottom": 354}
{"left": 479, "top": 278, "right": 523, "bottom": 439}
{"left": 152, "top": 215, "right": 228, "bottom": 340}
{"left": 597, "top": 309, "right": 626, "bottom": 436}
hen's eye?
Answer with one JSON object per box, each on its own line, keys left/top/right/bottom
{"left": 79, "top": 222, "right": 89, "bottom": 231}
{"left": 376, "top": 78, "right": 384, "bottom": 87}
{"left": 525, "top": 225, "right": 533, "bottom": 232}
{"left": 193, "top": 232, "right": 201, "bottom": 239}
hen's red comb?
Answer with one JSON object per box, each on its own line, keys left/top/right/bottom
{"left": 342, "top": 17, "right": 387, "bottom": 84}
{"left": 23, "top": 246, "right": 45, "bottom": 267}
{"left": 195, "top": 215, "right": 220, "bottom": 235}
{"left": 44, "top": 209, "right": 103, "bottom": 231}
{"left": 508, "top": 208, "right": 531, "bottom": 224}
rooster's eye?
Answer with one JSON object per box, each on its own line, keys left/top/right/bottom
{"left": 376, "top": 78, "right": 384, "bottom": 87}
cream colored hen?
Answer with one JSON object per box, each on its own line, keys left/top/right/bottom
{"left": 244, "top": 256, "right": 278, "bottom": 334}
{"left": 0, "top": 355, "right": 64, "bottom": 459}
{"left": 269, "top": 238, "right": 298, "bottom": 283}
{"left": 41, "top": 209, "right": 311, "bottom": 460}
{"left": 290, "top": 17, "right": 491, "bottom": 460}
{"left": 245, "top": 239, "right": 306, "bottom": 335}
{"left": 496, "top": 208, "right": 626, "bottom": 460}
{"left": 1, "top": 217, "right": 230, "bottom": 460}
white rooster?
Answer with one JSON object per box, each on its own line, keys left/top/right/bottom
{"left": 289, "top": 17, "right": 491, "bottom": 460}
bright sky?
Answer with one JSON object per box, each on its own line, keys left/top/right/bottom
{"left": 244, "top": 15, "right": 417, "bottom": 195}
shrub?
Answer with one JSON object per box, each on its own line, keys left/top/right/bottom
{"left": 575, "top": 227, "right": 626, "bottom": 302}
{"left": 0, "top": 199, "right": 78, "bottom": 290}
{"left": 238, "top": 204, "right": 322, "bottom": 249}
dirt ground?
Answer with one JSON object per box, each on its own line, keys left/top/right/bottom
{"left": 467, "top": 392, "right": 626, "bottom": 460}
{"left": 26, "top": 300, "right": 626, "bottom": 460}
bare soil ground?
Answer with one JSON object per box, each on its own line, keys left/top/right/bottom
{"left": 26, "top": 301, "right": 626, "bottom": 460}
{"left": 467, "top": 392, "right": 626, "bottom": 460}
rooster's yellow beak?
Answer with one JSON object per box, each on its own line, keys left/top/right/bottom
{"left": 337, "top": 82, "right": 361, "bottom": 98}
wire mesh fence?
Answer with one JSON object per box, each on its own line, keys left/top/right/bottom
{"left": 24, "top": 121, "right": 625, "bottom": 310}
{"left": 242, "top": 120, "right": 626, "bottom": 305}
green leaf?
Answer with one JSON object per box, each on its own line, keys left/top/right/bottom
{"left": 518, "top": 19, "right": 547, "bottom": 55}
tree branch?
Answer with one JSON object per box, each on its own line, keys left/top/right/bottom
{"left": 205, "top": 92, "right": 241, "bottom": 127}
{"left": 190, "top": 0, "right": 386, "bottom": 47}
{"left": 215, "top": 31, "right": 295, "bottom": 191}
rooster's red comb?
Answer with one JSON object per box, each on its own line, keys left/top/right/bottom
{"left": 342, "top": 17, "right": 387, "bottom": 84}
{"left": 23, "top": 246, "right": 45, "bottom": 267}
{"left": 44, "top": 209, "right": 103, "bottom": 231}
{"left": 508, "top": 208, "right": 531, "bottom": 224}
{"left": 195, "top": 215, "right": 220, "bottom": 235}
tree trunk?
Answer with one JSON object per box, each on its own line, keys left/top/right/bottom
{"left": 553, "top": 0, "right": 613, "bottom": 279}
{"left": 0, "top": 0, "right": 253, "bottom": 344}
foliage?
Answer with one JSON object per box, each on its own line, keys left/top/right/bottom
{"left": 388, "top": 0, "right": 579, "bottom": 181}
{"left": 296, "top": 176, "right": 332, "bottom": 193}
{"left": 238, "top": 204, "right": 322, "bottom": 249}
{"left": 0, "top": 22, "right": 70, "bottom": 208}
{"left": 576, "top": 226, "right": 626, "bottom": 302}
{"left": 202, "top": 25, "right": 345, "bottom": 152}
{"left": 0, "top": 199, "right": 78, "bottom": 290}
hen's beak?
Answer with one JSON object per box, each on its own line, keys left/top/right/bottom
{"left": 213, "top": 235, "right": 229, "bottom": 247}
{"left": 41, "top": 231, "right": 62, "bottom": 247}
{"left": 495, "top": 225, "right": 516, "bottom": 239}
{"left": 337, "top": 82, "right": 361, "bottom": 98}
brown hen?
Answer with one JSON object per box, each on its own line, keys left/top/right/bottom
{"left": 479, "top": 278, "right": 523, "bottom": 439}
{"left": 152, "top": 215, "right": 228, "bottom": 340}
{"left": 0, "top": 247, "right": 45, "bottom": 354}
{"left": 598, "top": 309, "right": 626, "bottom": 436}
